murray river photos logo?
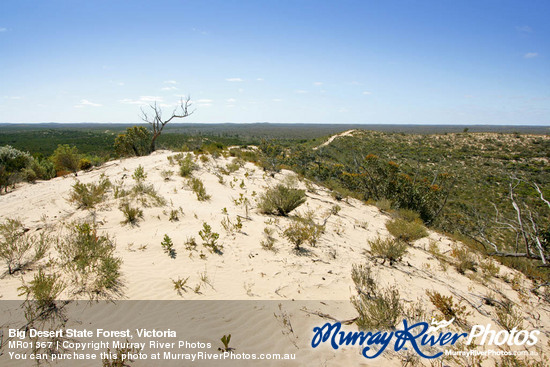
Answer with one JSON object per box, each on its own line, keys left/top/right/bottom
{"left": 311, "top": 318, "right": 539, "bottom": 359}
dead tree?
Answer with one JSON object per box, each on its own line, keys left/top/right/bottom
{"left": 140, "top": 96, "right": 193, "bottom": 152}
{"left": 471, "top": 179, "right": 550, "bottom": 266}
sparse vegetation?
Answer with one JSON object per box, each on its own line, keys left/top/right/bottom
{"left": 495, "top": 301, "right": 523, "bottom": 331}
{"left": 351, "top": 264, "right": 403, "bottom": 330}
{"left": 0, "top": 218, "right": 50, "bottom": 274}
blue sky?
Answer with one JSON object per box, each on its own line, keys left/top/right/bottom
{"left": 0, "top": 0, "right": 549, "bottom": 124}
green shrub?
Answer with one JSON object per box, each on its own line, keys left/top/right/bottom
{"left": 78, "top": 158, "right": 93, "bottom": 170}
{"left": 188, "top": 177, "right": 210, "bottom": 201}
{"left": 0, "top": 145, "right": 33, "bottom": 192}
{"left": 351, "top": 264, "right": 402, "bottom": 330}
{"left": 119, "top": 201, "right": 144, "bottom": 225}
{"left": 18, "top": 269, "right": 65, "bottom": 313}
{"left": 56, "top": 222, "right": 122, "bottom": 298}
{"left": 0, "top": 219, "right": 50, "bottom": 274}
{"left": 386, "top": 218, "right": 427, "bottom": 242}
{"left": 113, "top": 126, "right": 151, "bottom": 157}
{"left": 132, "top": 165, "right": 147, "bottom": 182}
{"left": 451, "top": 245, "right": 477, "bottom": 274}
{"left": 496, "top": 301, "right": 523, "bottom": 331}
{"left": 199, "top": 223, "right": 222, "bottom": 254}
{"left": 179, "top": 153, "right": 197, "bottom": 177}
{"left": 426, "top": 290, "right": 470, "bottom": 324}
{"left": 281, "top": 219, "right": 321, "bottom": 251}
{"left": 260, "top": 227, "right": 277, "bottom": 252}
{"left": 161, "top": 234, "right": 176, "bottom": 259}
{"left": 258, "top": 184, "right": 306, "bottom": 216}
{"left": 51, "top": 144, "right": 80, "bottom": 173}
{"left": 69, "top": 175, "right": 111, "bottom": 209}
{"left": 368, "top": 236, "right": 408, "bottom": 265}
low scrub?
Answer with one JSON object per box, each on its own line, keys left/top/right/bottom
{"left": 386, "top": 218, "right": 427, "bottom": 242}
{"left": 119, "top": 201, "right": 144, "bottom": 225}
{"left": 258, "top": 184, "right": 306, "bottom": 216}
{"left": 179, "top": 153, "right": 197, "bottom": 177}
{"left": 368, "top": 236, "right": 408, "bottom": 265}
{"left": 56, "top": 222, "right": 122, "bottom": 299}
{"left": 188, "top": 177, "right": 210, "bottom": 201}
{"left": 68, "top": 175, "right": 111, "bottom": 209}
{"left": 351, "top": 264, "right": 402, "bottom": 330}
{"left": 18, "top": 269, "right": 65, "bottom": 313}
{"left": 0, "top": 219, "right": 50, "bottom": 274}
{"left": 199, "top": 223, "right": 222, "bottom": 254}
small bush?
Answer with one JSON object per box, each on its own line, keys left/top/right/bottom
{"left": 0, "top": 219, "right": 50, "bottom": 274}
{"left": 282, "top": 221, "right": 312, "bottom": 251}
{"left": 119, "top": 201, "right": 144, "bottom": 225}
{"left": 179, "top": 153, "right": 197, "bottom": 177}
{"left": 169, "top": 209, "right": 179, "bottom": 222}
{"left": 161, "top": 234, "right": 176, "bottom": 259}
{"left": 56, "top": 222, "right": 122, "bottom": 298}
{"left": 396, "top": 208, "right": 421, "bottom": 222}
{"left": 18, "top": 269, "right": 65, "bottom": 312}
{"left": 368, "top": 236, "right": 408, "bottom": 265}
{"left": 185, "top": 237, "right": 198, "bottom": 251}
{"left": 132, "top": 165, "right": 147, "bottom": 182}
{"left": 496, "top": 301, "right": 523, "bottom": 331}
{"left": 69, "top": 175, "right": 111, "bottom": 209}
{"left": 199, "top": 223, "right": 222, "bottom": 254}
{"left": 78, "top": 158, "right": 93, "bottom": 170}
{"left": 260, "top": 227, "right": 277, "bottom": 252}
{"left": 188, "top": 177, "right": 210, "bottom": 201}
{"left": 451, "top": 245, "right": 477, "bottom": 274}
{"left": 426, "top": 290, "right": 471, "bottom": 325}
{"left": 172, "top": 276, "right": 190, "bottom": 295}
{"left": 351, "top": 264, "right": 402, "bottom": 330}
{"left": 385, "top": 218, "right": 427, "bottom": 242}
{"left": 51, "top": 144, "right": 80, "bottom": 173}
{"left": 258, "top": 184, "right": 306, "bottom": 216}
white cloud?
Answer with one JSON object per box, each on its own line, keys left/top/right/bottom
{"left": 349, "top": 81, "right": 361, "bottom": 85}
{"left": 0, "top": 28, "right": 7, "bottom": 32}
{"left": 238, "top": 88, "right": 244, "bottom": 93}
{"left": 256, "top": 78, "right": 264, "bottom": 81}
{"left": 294, "top": 90, "right": 308, "bottom": 94}
{"left": 161, "top": 86, "right": 178, "bottom": 91}
{"left": 362, "top": 91, "right": 372, "bottom": 95}
{"left": 140, "top": 96, "right": 163, "bottom": 102}
{"left": 313, "top": 82, "right": 323, "bottom": 86}
{"left": 226, "top": 78, "right": 243, "bottom": 82}
{"left": 272, "top": 98, "right": 283, "bottom": 102}
{"left": 120, "top": 96, "right": 163, "bottom": 105}
{"left": 76, "top": 99, "right": 102, "bottom": 107}
{"left": 164, "top": 80, "right": 178, "bottom": 84}
{"left": 524, "top": 52, "right": 538, "bottom": 59}
{"left": 197, "top": 99, "right": 213, "bottom": 103}
{"left": 226, "top": 98, "right": 236, "bottom": 103}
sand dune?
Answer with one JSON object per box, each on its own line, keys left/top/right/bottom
{"left": 1, "top": 150, "right": 549, "bottom": 366}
